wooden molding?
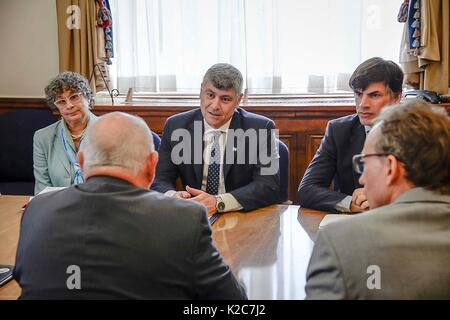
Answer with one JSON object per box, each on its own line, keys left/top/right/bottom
{"left": 0, "top": 97, "right": 47, "bottom": 109}
{"left": 2, "top": 97, "right": 449, "bottom": 202}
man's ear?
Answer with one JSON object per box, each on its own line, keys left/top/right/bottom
{"left": 150, "top": 151, "right": 159, "bottom": 169}
{"left": 77, "top": 151, "right": 84, "bottom": 170}
{"left": 199, "top": 83, "right": 204, "bottom": 98}
{"left": 393, "top": 92, "right": 402, "bottom": 104}
{"left": 385, "top": 154, "right": 404, "bottom": 186}
{"left": 146, "top": 151, "right": 159, "bottom": 184}
{"left": 236, "top": 93, "right": 244, "bottom": 106}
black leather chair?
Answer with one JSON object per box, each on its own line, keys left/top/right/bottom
{"left": 277, "top": 139, "right": 289, "bottom": 203}
{"left": 0, "top": 109, "right": 162, "bottom": 196}
{"left": 152, "top": 131, "right": 161, "bottom": 151}
{"left": 0, "top": 108, "right": 57, "bottom": 195}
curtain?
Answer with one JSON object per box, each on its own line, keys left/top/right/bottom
{"left": 56, "top": 0, "right": 113, "bottom": 93}
{"left": 400, "top": 0, "right": 450, "bottom": 94}
{"left": 110, "top": 0, "right": 404, "bottom": 94}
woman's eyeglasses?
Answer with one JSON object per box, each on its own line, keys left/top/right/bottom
{"left": 54, "top": 92, "right": 83, "bottom": 108}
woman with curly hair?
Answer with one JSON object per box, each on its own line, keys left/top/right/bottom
{"left": 33, "top": 72, "right": 98, "bottom": 194}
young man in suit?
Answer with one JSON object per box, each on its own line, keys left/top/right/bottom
{"left": 152, "top": 63, "right": 280, "bottom": 215}
{"left": 14, "top": 112, "right": 247, "bottom": 299}
{"left": 305, "top": 100, "right": 450, "bottom": 299}
{"left": 297, "top": 57, "right": 404, "bottom": 212}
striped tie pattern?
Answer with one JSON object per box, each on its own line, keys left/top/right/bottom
{"left": 206, "top": 131, "right": 222, "bottom": 195}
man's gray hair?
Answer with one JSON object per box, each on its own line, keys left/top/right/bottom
{"left": 373, "top": 99, "right": 450, "bottom": 194}
{"left": 81, "top": 112, "right": 155, "bottom": 175}
{"left": 202, "top": 63, "right": 244, "bottom": 95}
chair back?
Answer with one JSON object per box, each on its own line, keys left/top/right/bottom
{"left": 151, "top": 131, "right": 161, "bottom": 151}
{"left": 277, "top": 139, "right": 289, "bottom": 203}
{"left": 0, "top": 108, "right": 57, "bottom": 195}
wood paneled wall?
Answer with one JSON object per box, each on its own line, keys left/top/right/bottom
{"left": 2, "top": 98, "right": 449, "bottom": 202}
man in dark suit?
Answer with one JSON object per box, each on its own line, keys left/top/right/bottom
{"left": 305, "top": 100, "right": 450, "bottom": 299}
{"left": 14, "top": 112, "right": 247, "bottom": 299}
{"left": 297, "top": 57, "right": 404, "bottom": 212}
{"left": 152, "top": 63, "right": 280, "bottom": 214}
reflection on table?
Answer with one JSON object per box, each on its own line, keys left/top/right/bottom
{"left": 0, "top": 196, "right": 325, "bottom": 300}
{"left": 0, "top": 195, "right": 26, "bottom": 300}
{"left": 213, "top": 205, "right": 325, "bottom": 299}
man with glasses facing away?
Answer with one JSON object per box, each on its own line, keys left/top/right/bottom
{"left": 297, "top": 57, "right": 403, "bottom": 213}
{"left": 305, "top": 99, "right": 450, "bottom": 299}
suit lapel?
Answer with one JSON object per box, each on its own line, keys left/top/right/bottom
{"left": 223, "top": 110, "right": 241, "bottom": 180}
{"left": 189, "top": 110, "right": 204, "bottom": 188}
{"left": 349, "top": 120, "right": 366, "bottom": 188}
{"left": 54, "top": 122, "right": 71, "bottom": 175}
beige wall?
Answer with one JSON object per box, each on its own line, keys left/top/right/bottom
{"left": 0, "top": 0, "right": 59, "bottom": 98}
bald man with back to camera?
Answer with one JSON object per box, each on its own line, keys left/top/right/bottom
{"left": 14, "top": 111, "right": 247, "bottom": 300}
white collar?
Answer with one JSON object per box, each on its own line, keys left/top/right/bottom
{"left": 203, "top": 117, "right": 233, "bottom": 136}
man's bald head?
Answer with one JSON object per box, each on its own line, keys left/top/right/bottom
{"left": 80, "top": 112, "right": 156, "bottom": 182}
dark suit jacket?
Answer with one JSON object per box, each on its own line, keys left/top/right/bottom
{"left": 152, "top": 108, "right": 280, "bottom": 211}
{"left": 306, "top": 188, "right": 450, "bottom": 299}
{"left": 14, "top": 176, "right": 247, "bottom": 299}
{"left": 297, "top": 114, "right": 365, "bottom": 212}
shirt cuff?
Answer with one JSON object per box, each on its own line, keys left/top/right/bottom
{"left": 164, "top": 190, "right": 177, "bottom": 197}
{"left": 218, "top": 193, "right": 243, "bottom": 212}
{"left": 335, "top": 196, "right": 352, "bottom": 213}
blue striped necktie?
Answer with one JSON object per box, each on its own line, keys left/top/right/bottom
{"left": 206, "top": 131, "right": 222, "bottom": 195}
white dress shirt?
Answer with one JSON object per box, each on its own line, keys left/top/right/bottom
{"left": 166, "top": 119, "right": 243, "bottom": 212}
{"left": 335, "top": 125, "right": 371, "bottom": 212}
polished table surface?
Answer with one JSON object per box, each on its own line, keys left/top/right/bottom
{"left": 212, "top": 205, "right": 325, "bottom": 299}
{"left": 0, "top": 195, "right": 25, "bottom": 300}
{"left": 0, "top": 195, "right": 326, "bottom": 300}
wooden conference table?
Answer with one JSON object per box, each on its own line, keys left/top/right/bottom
{"left": 0, "top": 195, "right": 326, "bottom": 300}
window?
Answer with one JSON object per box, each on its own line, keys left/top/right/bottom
{"left": 109, "top": 0, "right": 403, "bottom": 96}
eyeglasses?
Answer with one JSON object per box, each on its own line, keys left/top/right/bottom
{"left": 352, "top": 153, "right": 391, "bottom": 174}
{"left": 54, "top": 92, "right": 83, "bottom": 108}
